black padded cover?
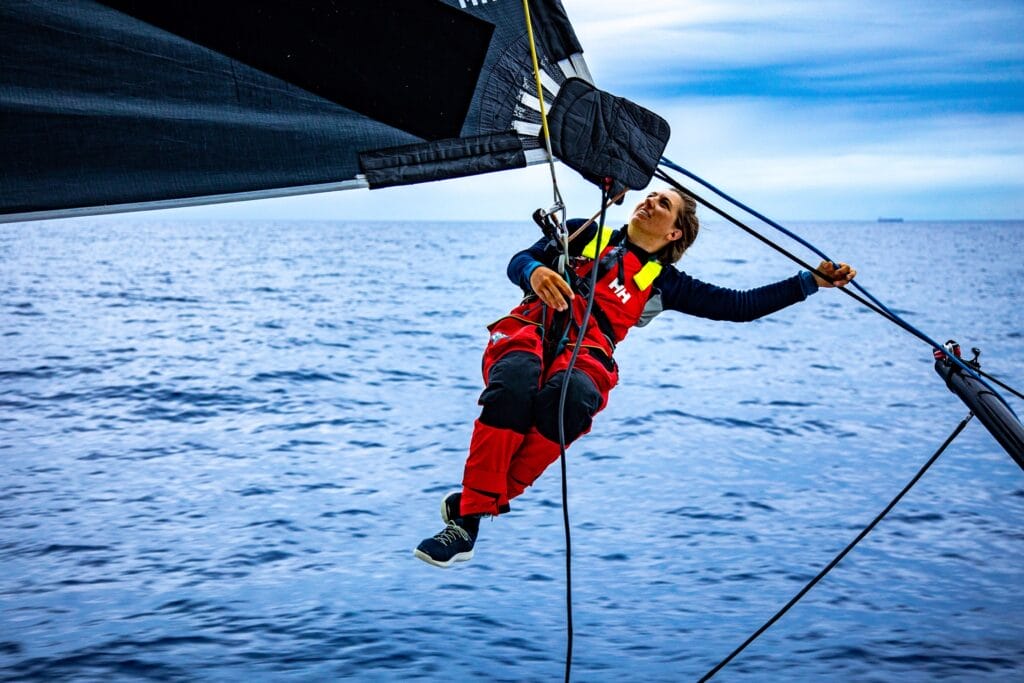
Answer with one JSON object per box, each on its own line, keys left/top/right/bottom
{"left": 547, "top": 78, "right": 671, "bottom": 198}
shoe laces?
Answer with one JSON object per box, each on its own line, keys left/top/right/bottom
{"left": 433, "top": 521, "right": 470, "bottom": 546}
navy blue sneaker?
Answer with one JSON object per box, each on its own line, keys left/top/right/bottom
{"left": 414, "top": 520, "right": 476, "bottom": 568}
{"left": 415, "top": 491, "right": 482, "bottom": 568}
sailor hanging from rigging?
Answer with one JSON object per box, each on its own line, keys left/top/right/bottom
{"left": 414, "top": 187, "right": 856, "bottom": 568}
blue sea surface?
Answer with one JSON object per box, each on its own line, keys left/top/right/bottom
{"left": 1, "top": 217, "right": 1023, "bottom": 681}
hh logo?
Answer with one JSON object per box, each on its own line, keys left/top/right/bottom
{"left": 608, "top": 280, "right": 631, "bottom": 304}
{"left": 459, "top": 0, "right": 497, "bottom": 8}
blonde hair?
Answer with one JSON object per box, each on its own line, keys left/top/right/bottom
{"left": 657, "top": 187, "right": 700, "bottom": 265}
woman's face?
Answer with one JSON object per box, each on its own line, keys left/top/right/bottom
{"left": 629, "top": 189, "right": 682, "bottom": 240}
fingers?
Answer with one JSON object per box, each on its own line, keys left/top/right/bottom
{"left": 530, "top": 267, "right": 574, "bottom": 310}
{"left": 543, "top": 276, "right": 574, "bottom": 310}
{"left": 816, "top": 261, "right": 857, "bottom": 287}
{"left": 834, "top": 264, "right": 857, "bottom": 287}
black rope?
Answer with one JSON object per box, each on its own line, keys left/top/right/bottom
{"left": 652, "top": 169, "right": 911, "bottom": 334}
{"left": 648, "top": 164, "right": 1019, "bottom": 677}
{"left": 556, "top": 181, "right": 612, "bottom": 683}
{"left": 698, "top": 411, "right": 975, "bottom": 682}
{"left": 653, "top": 166, "right": 1024, "bottom": 414}
{"left": 976, "top": 367, "right": 1024, "bottom": 402}
{"left": 540, "top": 169, "right": 1017, "bottom": 683}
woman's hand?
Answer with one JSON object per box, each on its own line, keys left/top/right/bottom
{"left": 813, "top": 261, "right": 857, "bottom": 288}
{"left": 530, "top": 266, "right": 574, "bottom": 311}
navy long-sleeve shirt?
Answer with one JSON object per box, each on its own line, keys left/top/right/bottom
{"left": 508, "top": 219, "right": 818, "bottom": 326}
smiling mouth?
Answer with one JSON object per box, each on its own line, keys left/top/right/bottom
{"left": 636, "top": 208, "right": 650, "bottom": 219}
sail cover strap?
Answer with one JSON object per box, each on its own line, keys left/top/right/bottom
{"left": 359, "top": 133, "right": 526, "bottom": 189}
{"left": 547, "top": 78, "right": 671, "bottom": 197}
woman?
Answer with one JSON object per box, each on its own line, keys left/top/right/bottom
{"left": 415, "top": 188, "right": 855, "bottom": 567}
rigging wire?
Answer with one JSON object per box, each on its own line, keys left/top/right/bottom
{"left": 698, "top": 411, "right": 975, "bottom": 682}
{"left": 654, "top": 161, "right": 1020, "bottom": 416}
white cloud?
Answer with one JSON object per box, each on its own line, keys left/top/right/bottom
{"left": 655, "top": 97, "right": 1024, "bottom": 218}
{"left": 563, "top": 0, "right": 1024, "bottom": 92}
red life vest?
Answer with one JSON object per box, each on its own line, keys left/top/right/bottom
{"left": 571, "top": 226, "right": 663, "bottom": 354}
{"left": 501, "top": 226, "right": 663, "bottom": 359}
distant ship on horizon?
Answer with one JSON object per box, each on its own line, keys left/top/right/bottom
{"left": 877, "top": 217, "right": 904, "bottom": 223}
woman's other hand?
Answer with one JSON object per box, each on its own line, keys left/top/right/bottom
{"left": 813, "top": 261, "right": 856, "bottom": 288}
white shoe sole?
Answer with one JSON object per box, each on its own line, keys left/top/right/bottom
{"left": 413, "top": 547, "right": 474, "bottom": 568}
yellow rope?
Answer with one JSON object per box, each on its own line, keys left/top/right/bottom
{"left": 521, "top": 0, "right": 562, "bottom": 209}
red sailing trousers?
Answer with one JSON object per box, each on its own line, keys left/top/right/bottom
{"left": 459, "top": 306, "right": 618, "bottom": 517}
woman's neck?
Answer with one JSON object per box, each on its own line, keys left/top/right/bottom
{"left": 625, "top": 223, "right": 668, "bottom": 255}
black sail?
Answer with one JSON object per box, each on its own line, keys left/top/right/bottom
{"left": 0, "top": 0, "right": 668, "bottom": 222}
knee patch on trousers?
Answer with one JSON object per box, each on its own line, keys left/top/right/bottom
{"left": 534, "top": 370, "right": 602, "bottom": 444}
{"left": 478, "top": 351, "right": 541, "bottom": 434}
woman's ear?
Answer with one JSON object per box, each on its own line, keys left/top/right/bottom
{"left": 667, "top": 228, "right": 682, "bottom": 242}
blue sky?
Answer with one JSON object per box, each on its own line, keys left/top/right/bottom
{"left": 170, "top": 0, "right": 1024, "bottom": 222}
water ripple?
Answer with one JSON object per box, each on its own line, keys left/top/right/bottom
{"left": 1, "top": 219, "right": 1022, "bottom": 682}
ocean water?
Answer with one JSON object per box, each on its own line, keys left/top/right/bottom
{"left": 1, "top": 216, "right": 1022, "bottom": 682}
